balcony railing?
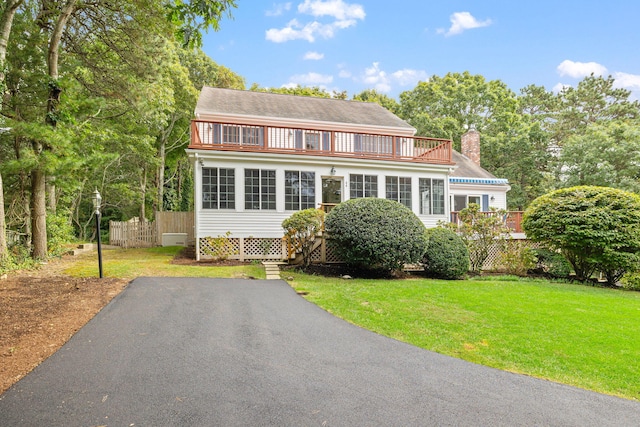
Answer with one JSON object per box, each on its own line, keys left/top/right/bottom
{"left": 450, "top": 211, "right": 525, "bottom": 233}
{"left": 190, "top": 120, "right": 452, "bottom": 165}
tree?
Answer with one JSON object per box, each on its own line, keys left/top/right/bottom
{"left": 553, "top": 75, "right": 640, "bottom": 146}
{"left": 483, "top": 118, "right": 553, "bottom": 210}
{"left": 282, "top": 208, "right": 325, "bottom": 268}
{"left": 397, "top": 71, "right": 518, "bottom": 147}
{"left": 166, "top": 0, "right": 237, "bottom": 48}
{"left": 522, "top": 186, "right": 640, "bottom": 285}
{"left": 558, "top": 121, "right": 640, "bottom": 193}
{"left": 352, "top": 89, "right": 399, "bottom": 114}
{"left": 1, "top": 1, "right": 240, "bottom": 261}
{"left": 445, "top": 203, "right": 510, "bottom": 273}
{"left": 0, "top": 0, "right": 25, "bottom": 260}
{"left": 250, "top": 83, "right": 337, "bottom": 98}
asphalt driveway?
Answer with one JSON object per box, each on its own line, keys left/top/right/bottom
{"left": 0, "top": 277, "right": 638, "bottom": 426}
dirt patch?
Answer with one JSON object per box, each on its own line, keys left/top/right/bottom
{"left": 0, "top": 257, "right": 129, "bottom": 394}
{"left": 169, "top": 247, "right": 253, "bottom": 267}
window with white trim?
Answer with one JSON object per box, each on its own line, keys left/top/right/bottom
{"left": 453, "top": 195, "right": 481, "bottom": 211}
{"left": 350, "top": 174, "right": 378, "bottom": 198}
{"left": 385, "top": 176, "right": 411, "bottom": 208}
{"left": 285, "top": 171, "right": 315, "bottom": 210}
{"left": 202, "top": 168, "right": 235, "bottom": 209}
{"left": 419, "top": 178, "right": 445, "bottom": 215}
{"left": 245, "top": 169, "right": 276, "bottom": 210}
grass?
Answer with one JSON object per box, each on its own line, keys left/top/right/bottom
{"left": 64, "top": 246, "right": 266, "bottom": 280}
{"left": 287, "top": 271, "right": 640, "bottom": 400}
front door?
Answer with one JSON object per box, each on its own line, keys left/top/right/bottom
{"left": 322, "top": 178, "right": 342, "bottom": 210}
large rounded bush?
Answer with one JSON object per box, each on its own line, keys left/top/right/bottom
{"left": 423, "top": 227, "right": 469, "bottom": 279}
{"left": 523, "top": 186, "right": 640, "bottom": 285}
{"left": 325, "top": 198, "right": 427, "bottom": 273}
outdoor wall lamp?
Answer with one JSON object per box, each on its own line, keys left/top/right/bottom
{"left": 330, "top": 166, "right": 336, "bottom": 175}
{"left": 92, "top": 189, "right": 104, "bottom": 279}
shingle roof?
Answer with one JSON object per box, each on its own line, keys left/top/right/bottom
{"left": 450, "top": 150, "right": 508, "bottom": 184}
{"left": 195, "top": 87, "right": 415, "bottom": 131}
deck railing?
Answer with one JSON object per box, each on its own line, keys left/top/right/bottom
{"left": 450, "top": 211, "right": 525, "bottom": 233}
{"left": 190, "top": 120, "right": 452, "bottom": 165}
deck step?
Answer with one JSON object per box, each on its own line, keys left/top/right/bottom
{"left": 262, "top": 262, "right": 285, "bottom": 280}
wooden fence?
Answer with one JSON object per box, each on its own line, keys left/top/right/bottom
{"left": 154, "top": 211, "right": 194, "bottom": 245}
{"left": 109, "top": 219, "right": 155, "bottom": 248}
{"left": 109, "top": 212, "right": 194, "bottom": 248}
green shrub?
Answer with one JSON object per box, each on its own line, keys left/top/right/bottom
{"left": 201, "top": 231, "right": 237, "bottom": 260}
{"left": 325, "top": 198, "right": 427, "bottom": 274}
{"left": 282, "top": 208, "right": 325, "bottom": 268}
{"left": 532, "top": 248, "right": 572, "bottom": 279}
{"left": 423, "top": 227, "right": 468, "bottom": 279}
{"left": 443, "top": 203, "right": 510, "bottom": 273}
{"left": 497, "top": 240, "right": 537, "bottom": 277}
{"left": 47, "top": 212, "right": 76, "bottom": 257}
{"left": 620, "top": 272, "right": 640, "bottom": 291}
{"left": 523, "top": 186, "right": 640, "bottom": 285}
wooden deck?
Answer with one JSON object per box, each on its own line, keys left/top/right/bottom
{"left": 190, "top": 120, "right": 453, "bottom": 165}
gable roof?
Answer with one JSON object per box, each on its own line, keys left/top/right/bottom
{"left": 195, "top": 87, "right": 415, "bottom": 133}
{"left": 450, "top": 150, "right": 509, "bottom": 185}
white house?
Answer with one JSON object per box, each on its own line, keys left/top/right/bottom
{"left": 187, "top": 87, "right": 510, "bottom": 261}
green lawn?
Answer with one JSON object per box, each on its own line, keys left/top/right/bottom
{"left": 64, "top": 246, "right": 266, "bottom": 279}
{"left": 287, "top": 271, "right": 640, "bottom": 400}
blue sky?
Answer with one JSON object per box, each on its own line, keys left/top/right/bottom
{"left": 201, "top": 1, "right": 640, "bottom": 99}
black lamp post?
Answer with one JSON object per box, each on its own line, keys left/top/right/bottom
{"left": 92, "top": 189, "right": 103, "bottom": 278}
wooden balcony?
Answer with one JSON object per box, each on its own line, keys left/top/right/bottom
{"left": 190, "top": 120, "right": 453, "bottom": 165}
{"left": 450, "top": 211, "right": 525, "bottom": 233}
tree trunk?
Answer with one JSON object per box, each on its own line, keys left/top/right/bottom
{"left": 157, "top": 139, "right": 165, "bottom": 212}
{"left": 140, "top": 167, "right": 147, "bottom": 221}
{"left": 30, "top": 159, "right": 47, "bottom": 260}
{"left": 47, "top": 179, "right": 56, "bottom": 213}
{"left": 0, "top": 0, "right": 22, "bottom": 82}
{"left": 0, "top": 172, "right": 7, "bottom": 260}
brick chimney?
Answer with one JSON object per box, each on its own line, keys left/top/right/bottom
{"left": 461, "top": 125, "right": 480, "bottom": 167}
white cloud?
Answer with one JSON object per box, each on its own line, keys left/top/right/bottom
{"left": 338, "top": 69, "right": 352, "bottom": 78}
{"left": 266, "top": 2, "right": 292, "bottom": 17}
{"left": 287, "top": 72, "right": 334, "bottom": 86}
{"left": 304, "top": 51, "right": 324, "bottom": 60}
{"left": 298, "top": 0, "right": 365, "bottom": 20}
{"left": 266, "top": 0, "right": 364, "bottom": 43}
{"left": 613, "top": 72, "right": 640, "bottom": 90}
{"left": 391, "top": 69, "right": 429, "bottom": 86}
{"left": 552, "top": 83, "right": 571, "bottom": 93}
{"left": 438, "top": 12, "right": 492, "bottom": 36}
{"left": 357, "top": 63, "right": 428, "bottom": 93}
{"left": 557, "top": 60, "right": 608, "bottom": 78}
{"left": 362, "top": 62, "right": 391, "bottom": 93}
{"left": 266, "top": 19, "right": 337, "bottom": 42}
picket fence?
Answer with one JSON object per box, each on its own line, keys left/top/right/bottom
{"left": 109, "top": 211, "right": 193, "bottom": 249}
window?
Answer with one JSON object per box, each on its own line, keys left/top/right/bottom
{"left": 245, "top": 169, "right": 276, "bottom": 210}
{"left": 211, "top": 124, "right": 263, "bottom": 146}
{"left": 419, "top": 178, "right": 445, "bottom": 215}
{"left": 350, "top": 174, "right": 378, "bottom": 198}
{"left": 202, "top": 168, "right": 235, "bottom": 209}
{"left": 453, "top": 195, "right": 481, "bottom": 211}
{"left": 242, "top": 126, "right": 263, "bottom": 146}
{"left": 285, "top": 171, "right": 315, "bottom": 210}
{"left": 385, "top": 176, "right": 411, "bottom": 209}
{"left": 305, "top": 132, "right": 320, "bottom": 150}
{"left": 294, "top": 130, "right": 329, "bottom": 150}
{"left": 222, "top": 125, "right": 240, "bottom": 144}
